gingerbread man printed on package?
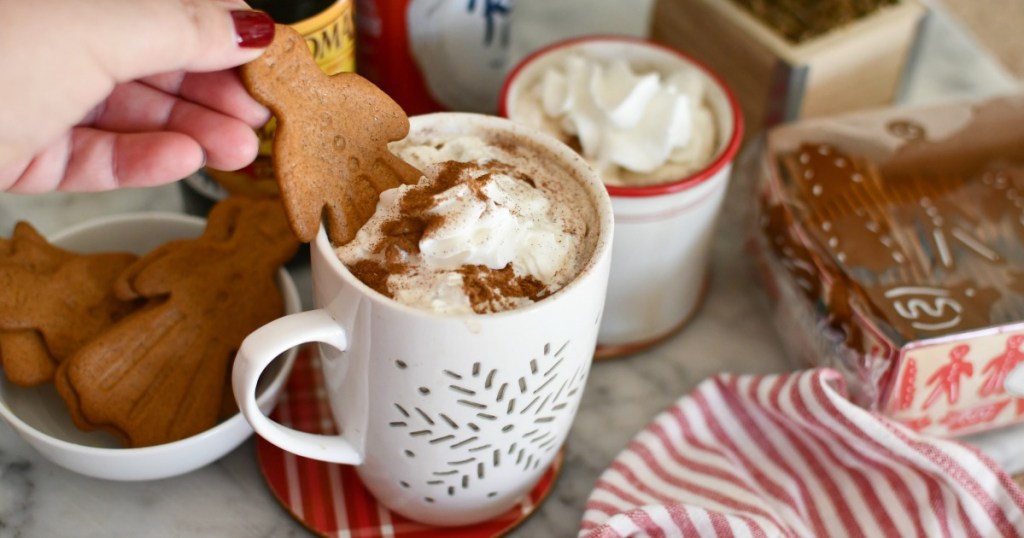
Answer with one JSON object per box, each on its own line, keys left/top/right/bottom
{"left": 923, "top": 344, "right": 973, "bottom": 410}
{"left": 978, "top": 334, "right": 1024, "bottom": 397}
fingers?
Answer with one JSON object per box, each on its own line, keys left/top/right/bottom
{"left": 10, "top": 128, "right": 202, "bottom": 192}
{"left": 4, "top": 125, "right": 257, "bottom": 193}
{"left": 2, "top": 75, "right": 263, "bottom": 192}
{"left": 0, "top": 0, "right": 274, "bottom": 186}
{"left": 0, "top": 144, "right": 66, "bottom": 193}
{"left": 72, "top": 129, "right": 205, "bottom": 191}
{"left": 84, "top": 0, "right": 276, "bottom": 80}
{"left": 92, "top": 80, "right": 261, "bottom": 170}
{"left": 143, "top": 70, "right": 271, "bottom": 129}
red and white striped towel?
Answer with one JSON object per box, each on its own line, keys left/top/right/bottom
{"left": 580, "top": 368, "right": 1024, "bottom": 537}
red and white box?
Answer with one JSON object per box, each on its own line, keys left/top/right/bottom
{"left": 751, "top": 94, "right": 1024, "bottom": 437}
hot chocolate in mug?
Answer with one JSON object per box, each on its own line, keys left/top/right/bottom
{"left": 233, "top": 113, "right": 613, "bottom": 526}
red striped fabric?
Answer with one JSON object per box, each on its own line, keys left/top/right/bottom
{"left": 580, "top": 369, "right": 1024, "bottom": 538}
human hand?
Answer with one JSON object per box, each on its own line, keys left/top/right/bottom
{"left": 0, "top": 0, "right": 276, "bottom": 193}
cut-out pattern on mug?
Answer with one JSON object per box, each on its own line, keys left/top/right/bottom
{"left": 388, "top": 340, "right": 586, "bottom": 501}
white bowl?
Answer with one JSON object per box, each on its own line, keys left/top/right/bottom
{"left": 0, "top": 212, "right": 300, "bottom": 481}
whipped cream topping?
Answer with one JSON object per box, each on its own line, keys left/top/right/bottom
{"left": 419, "top": 170, "right": 570, "bottom": 281}
{"left": 523, "top": 52, "right": 718, "bottom": 186}
{"left": 336, "top": 136, "right": 585, "bottom": 315}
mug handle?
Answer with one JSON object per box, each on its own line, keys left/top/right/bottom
{"left": 232, "top": 309, "right": 362, "bottom": 464}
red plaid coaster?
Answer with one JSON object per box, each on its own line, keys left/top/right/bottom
{"left": 256, "top": 345, "right": 563, "bottom": 537}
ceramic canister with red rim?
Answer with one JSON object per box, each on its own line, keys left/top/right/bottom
{"left": 501, "top": 36, "right": 744, "bottom": 359}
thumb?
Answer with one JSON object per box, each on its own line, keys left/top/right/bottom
{"left": 82, "top": 0, "right": 276, "bottom": 80}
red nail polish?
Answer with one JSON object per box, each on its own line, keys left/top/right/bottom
{"left": 232, "top": 10, "right": 275, "bottom": 48}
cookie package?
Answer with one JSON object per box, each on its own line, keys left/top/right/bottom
{"left": 751, "top": 94, "right": 1024, "bottom": 437}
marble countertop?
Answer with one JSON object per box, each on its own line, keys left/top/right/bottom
{"left": 0, "top": 1, "right": 1021, "bottom": 536}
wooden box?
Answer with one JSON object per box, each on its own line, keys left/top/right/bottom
{"left": 650, "top": 0, "right": 927, "bottom": 137}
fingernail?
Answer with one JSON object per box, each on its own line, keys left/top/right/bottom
{"left": 231, "top": 10, "right": 275, "bottom": 48}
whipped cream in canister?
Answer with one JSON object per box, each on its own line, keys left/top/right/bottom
{"left": 336, "top": 135, "right": 589, "bottom": 315}
{"left": 517, "top": 52, "right": 718, "bottom": 186}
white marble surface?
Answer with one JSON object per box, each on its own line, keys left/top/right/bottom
{"left": 0, "top": 1, "right": 1021, "bottom": 537}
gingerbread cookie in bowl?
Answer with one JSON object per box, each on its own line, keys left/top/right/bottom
{"left": 53, "top": 197, "right": 300, "bottom": 448}
{"left": 0, "top": 223, "right": 139, "bottom": 387}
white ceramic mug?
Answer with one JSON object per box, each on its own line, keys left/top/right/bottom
{"left": 501, "top": 36, "right": 744, "bottom": 359}
{"left": 233, "top": 113, "right": 613, "bottom": 526}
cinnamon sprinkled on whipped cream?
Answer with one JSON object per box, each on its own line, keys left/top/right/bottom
{"left": 336, "top": 135, "right": 590, "bottom": 315}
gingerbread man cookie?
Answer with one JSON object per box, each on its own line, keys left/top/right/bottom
{"left": 0, "top": 223, "right": 139, "bottom": 386}
{"left": 55, "top": 197, "right": 300, "bottom": 447}
{"left": 240, "top": 25, "right": 422, "bottom": 245}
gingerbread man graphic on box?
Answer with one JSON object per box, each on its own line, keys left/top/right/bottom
{"left": 923, "top": 344, "right": 973, "bottom": 410}
{"left": 979, "top": 334, "right": 1024, "bottom": 397}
